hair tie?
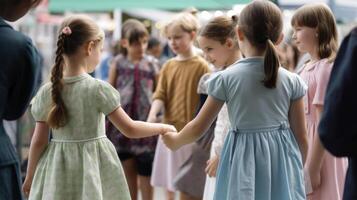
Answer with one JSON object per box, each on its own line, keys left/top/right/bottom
{"left": 62, "top": 26, "right": 72, "bottom": 35}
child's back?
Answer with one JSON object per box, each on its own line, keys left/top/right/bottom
{"left": 23, "top": 15, "right": 177, "bottom": 200}
{"left": 29, "top": 73, "right": 131, "bottom": 200}
{"left": 161, "top": 2, "right": 309, "bottom": 199}
{"left": 34, "top": 74, "right": 118, "bottom": 140}
{"left": 209, "top": 57, "right": 307, "bottom": 200}
{"left": 211, "top": 57, "right": 305, "bottom": 128}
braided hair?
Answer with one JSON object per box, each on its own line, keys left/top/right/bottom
{"left": 47, "top": 15, "right": 104, "bottom": 128}
{"left": 47, "top": 33, "right": 67, "bottom": 128}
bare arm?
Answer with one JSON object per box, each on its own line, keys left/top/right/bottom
{"left": 107, "top": 60, "right": 117, "bottom": 86}
{"left": 288, "top": 98, "right": 308, "bottom": 164}
{"left": 23, "top": 122, "right": 50, "bottom": 197}
{"left": 108, "top": 107, "right": 175, "bottom": 138}
{"left": 307, "top": 105, "right": 326, "bottom": 189}
{"left": 147, "top": 99, "right": 164, "bottom": 123}
{"left": 309, "top": 106, "right": 326, "bottom": 169}
{"left": 163, "top": 96, "right": 224, "bottom": 150}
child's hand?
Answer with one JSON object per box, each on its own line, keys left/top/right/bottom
{"left": 161, "top": 124, "right": 177, "bottom": 133}
{"left": 162, "top": 132, "right": 181, "bottom": 151}
{"left": 22, "top": 176, "right": 32, "bottom": 198}
{"left": 205, "top": 155, "right": 219, "bottom": 177}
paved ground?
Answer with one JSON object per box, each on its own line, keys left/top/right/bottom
{"left": 138, "top": 188, "right": 179, "bottom": 200}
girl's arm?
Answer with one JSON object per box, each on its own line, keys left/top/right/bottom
{"left": 307, "top": 105, "right": 326, "bottom": 189}
{"left": 206, "top": 105, "right": 230, "bottom": 177}
{"left": 147, "top": 99, "right": 164, "bottom": 123}
{"left": 107, "top": 60, "right": 117, "bottom": 86}
{"left": 162, "top": 96, "right": 224, "bottom": 150}
{"left": 23, "top": 122, "right": 50, "bottom": 197}
{"left": 288, "top": 98, "right": 308, "bottom": 164}
{"left": 108, "top": 106, "right": 175, "bottom": 138}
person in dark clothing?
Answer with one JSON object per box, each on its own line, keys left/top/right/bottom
{"left": 319, "top": 27, "right": 357, "bottom": 200}
{"left": 0, "top": 0, "right": 42, "bottom": 199}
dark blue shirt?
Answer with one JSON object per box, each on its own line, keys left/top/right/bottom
{"left": 319, "top": 27, "right": 357, "bottom": 200}
{"left": 0, "top": 17, "right": 41, "bottom": 166}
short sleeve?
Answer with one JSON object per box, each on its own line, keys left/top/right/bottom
{"left": 152, "top": 63, "right": 168, "bottom": 102}
{"left": 31, "top": 83, "right": 51, "bottom": 122}
{"left": 197, "top": 73, "right": 211, "bottom": 94}
{"left": 291, "top": 74, "right": 308, "bottom": 100}
{"left": 207, "top": 73, "right": 226, "bottom": 102}
{"left": 312, "top": 63, "right": 333, "bottom": 105}
{"left": 96, "top": 81, "right": 121, "bottom": 115}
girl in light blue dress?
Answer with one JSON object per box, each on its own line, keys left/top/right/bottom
{"left": 162, "top": 1, "right": 309, "bottom": 200}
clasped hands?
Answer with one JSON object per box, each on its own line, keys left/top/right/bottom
{"left": 160, "top": 124, "right": 182, "bottom": 151}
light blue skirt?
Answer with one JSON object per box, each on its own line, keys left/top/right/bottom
{"left": 214, "top": 122, "right": 306, "bottom": 200}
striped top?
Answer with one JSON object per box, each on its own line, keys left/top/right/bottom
{"left": 153, "top": 56, "right": 209, "bottom": 131}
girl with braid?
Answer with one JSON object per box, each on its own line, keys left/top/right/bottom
{"left": 22, "top": 15, "right": 176, "bottom": 200}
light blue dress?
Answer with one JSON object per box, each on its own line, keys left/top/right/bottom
{"left": 208, "top": 57, "right": 307, "bottom": 200}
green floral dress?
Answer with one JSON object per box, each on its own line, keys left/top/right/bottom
{"left": 29, "top": 73, "right": 131, "bottom": 200}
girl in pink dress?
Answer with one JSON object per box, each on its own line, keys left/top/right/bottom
{"left": 292, "top": 3, "right": 348, "bottom": 200}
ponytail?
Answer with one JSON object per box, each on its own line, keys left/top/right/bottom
{"left": 47, "top": 33, "right": 68, "bottom": 128}
{"left": 262, "top": 39, "right": 279, "bottom": 88}
{"left": 238, "top": 0, "right": 282, "bottom": 89}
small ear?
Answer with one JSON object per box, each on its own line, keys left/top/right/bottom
{"left": 236, "top": 26, "right": 245, "bottom": 41}
{"left": 86, "top": 41, "right": 95, "bottom": 56}
{"left": 225, "top": 38, "right": 234, "bottom": 48}
{"left": 120, "top": 39, "right": 129, "bottom": 48}
{"left": 275, "top": 33, "right": 284, "bottom": 46}
{"left": 190, "top": 31, "right": 196, "bottom": 40}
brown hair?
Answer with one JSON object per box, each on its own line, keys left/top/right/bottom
{"left": 239, "top": 0, "right": 282, "bottom": 89}
{"left": 47, "top": 15, "right": 104, "bottom": 129}
{"left": 0, "top": 0, "right": 41, "bottom": 9}
{"left": 162, "top": 12, "right": 199, "bottom": 37}
{"left": 0, "top": 0, "right": 42, "bottom": 19}
{"left": 291, "top": 3, "right": 338, "bottom": 62}
{"left": 199, "top": 15, "right": 239, "bottom": 46}
{"left": 120, "top": 19, "right": 149, "bottom": 56}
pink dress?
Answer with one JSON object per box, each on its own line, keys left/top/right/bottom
{"left": 298, "top": 58, "right": 348, "bottom": 200}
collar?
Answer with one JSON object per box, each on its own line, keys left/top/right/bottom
{"left": 0, "top": 17, "right": 12, "bottom": 29}
{"left": 63, "top": 73, "right": 91, "bottom": 84}
{"left": 305, "top": 61, "right": 317, "bottom": 71}
{"left": 297, "top": 58, "right": 329, "bottom": 74}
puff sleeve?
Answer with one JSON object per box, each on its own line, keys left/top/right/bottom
{"left": 207, "top": 73, "right": 227, "bottom": 102}
{"left": 291, "top": 74, "right": 308, "bottom": 101}
{"left": 31, "top": 83, "right": 51, "bottom": 122}
{"left": 96, "top": 80, "right": 121, "bottom": 115}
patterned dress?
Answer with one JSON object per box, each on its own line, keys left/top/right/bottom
{"left": 29, "top": 73, "right": 131, "bottom": 200}
{"left": 106, "top": 54, "right": 160, "bottom": 155}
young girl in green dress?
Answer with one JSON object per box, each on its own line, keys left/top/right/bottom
{"left": 22, "top": 14, "right": 176, "bottom": 200}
